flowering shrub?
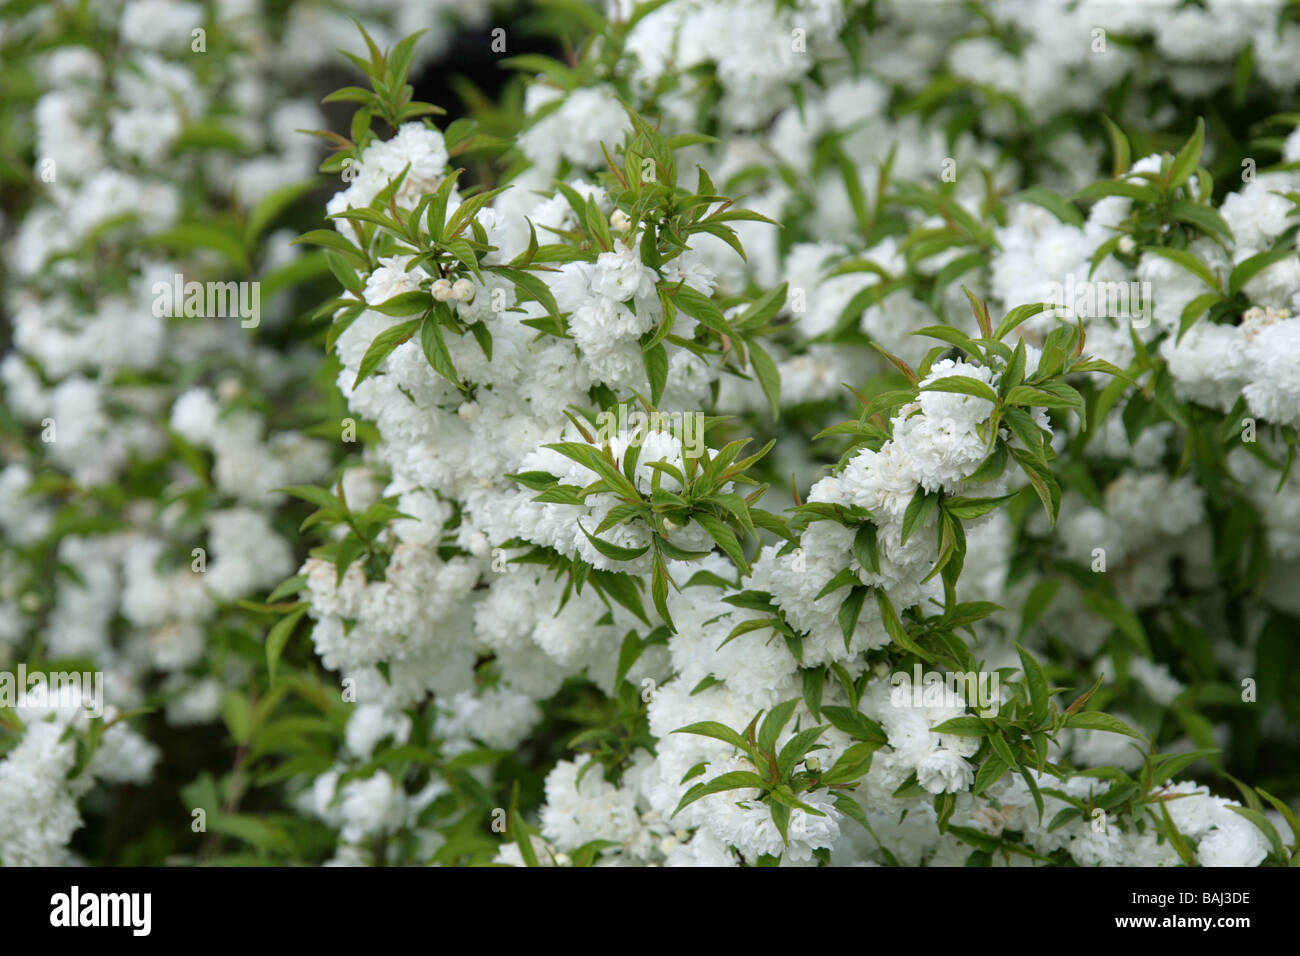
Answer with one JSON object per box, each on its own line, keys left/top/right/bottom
{"left": 0, "top": 0, "right": 489, "bottom": 865}
{"left": 3, "top": 0, "right": 1300, "bottom": 868}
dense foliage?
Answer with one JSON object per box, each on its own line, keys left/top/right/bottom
{"left": 3, "top": 0, "right": 1300, "bottom": 867}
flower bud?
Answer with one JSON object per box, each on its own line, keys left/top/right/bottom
{"left": 217, "top": 377, "right": 242, "bottom": 402}
{"left": 610, "top": 209, "right": 631, "bottom": 234}
{"left": 1117, "top": 235, "right": 1136, "bottom": 255}
{"left": 431, "top": 278, "right": 453, "bottom": 301}
{"left": 451, "top": 278, "right": 476, "bottom": 302}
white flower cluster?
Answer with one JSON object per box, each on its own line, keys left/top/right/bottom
{"left": 0, "top": 0, "right": 490, "bottom": 864}
{"left": 0, "top": 697, "right": 156, "bottom": 866}
{"left": 263, "top": 0, "right": 1300, "bottom": 869}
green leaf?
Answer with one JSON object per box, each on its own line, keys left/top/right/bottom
{"left": 993, "top": 302, "right": 1054, "bottom": 342}
{"left": 369, "top": 290, "right": 431, "bottom": 316}
{"left": 1064, "top": 711, "right": 1146, "bottom": 740}
{"left": 1004, "top": 384, "right": 1082, "bottom": 412}
{"left": 853, "top": 523, "right": 880, "bottom": 574}
{"left": 920, "top": 375, "right": 998, "bottom": 404}
{"left": 1142, "top": 246, "right": 1221, "bottom": 294}
{"left": 1167, "top": 117, "right": 1204, "bottom": 191}
{"left": 418, "top": 313, "right": 463, "bottom": 389}
{"left": 153, "top": 223, "right": 249, "bottom": 271}
{"left": 768, "top": 783, "right": 826, "bottom": 819}
{"left": 1011, "top": 448, "right": 1060, "bottom": 526}
{"left": 930, "top": 716, "right": 989, "bottom": 737}
{"left": 446, "top": 185, "right": 510, "bottom": 238}
{"left": 651, "top": 551, "right": 674, "bottom": 632}
{"left": 1003, "top": 407, "right": 1047, "bottom": 464}
{"left": 265, "top": 606, "right": 307, "bottom": 685}
{"left": 174, "top": 121, "right": 252, "bottom": 154}
{"left": 1011, "top": 189, "right": 1083, "bottom": 228}
{"left": 943, "top": 494, "right": 1014, "bottom": 520}
{"left": 1018, "top": 578, "right": 1059, "bottom": 639}
{"left": 1176, "top": 291, "right": 1224, "bottom": 342}
{"left": 220, "top": 691, "right": 253, "bottom": 746}
{"left": 777, "top": 726, "right": 830, "bottom": 779}
{"left": 355, "top": 318, "right": 421, "bottom": 387}
{"left": 814, "top": 567, "right": 860, "bottom": 601}
{"left": 692, "top": 512, "right": 749, "bottom": 574}
{"left": 838, "top": 586, "right": 867, "bottom": 651}
{"left": 1072, "top": 180, "right": 1158, "bottom": 204}
{"left": 900, "top": 488, "right": 938, "bottom": 546}
{"left": 819, "top": 706, "right": 888, "bottom": 745}
{"left": 876, "top": 589, "right": 932, "bottom": 662}
{"left": 734, "top": 282, "right": 788, "bottom": 331}
{"left": 293, "top": 229, "right": 369, "bottom": 265}
{"left": 1081, "top": 592, "right": 1150, "bottom": 655}
{"left": 972, "top": 752, "right": 1009, "bottom": 795}
{"left": 1019, "top": 766, "right": 1044, "bottom": 822}
{"left": 949, "top": 825, "right": 1001, "bottom": 854}
{"left": 914, "top": 325, "right": 979, "bottom": 354}
{"left": 1168, "top": 200, "right": 1232, "bottom": 243}
{"left": 967, "top": 442, "right": 1009, "bottom": 482}
{"left": 1256, "top": 788, "right": 1300, "bottom": 848}
{"left": 821, "top": 741, "right": 879, "bottom": 785}
{"left": 1100, "top": 115, "right": 1131, "bottom": 178}
{"left": 265, "top": 574, "right": 308, "bottom": 605}
{"left": 758, "top": 699, "right": 800, "bottom": 756}
{"left": 673, "top": 285, "right": 731, "bottom": 335}
{"left": 1148, "top": 748, "right": 1218, "bottom": 788}
{"left": 674, "top": 721, "right": 751, "bottom": 754}
{"left": 1155, "top": 801, "right": 1197, "bottom": 867}
{"left": 1014, "top": 642, "right": 1050, "bottom": 727}
{"left": 492, "top": 266, "right": 562, "bottom": 319}
{"left": 1225, "top": 806, "right": 1285, "bottom": 863}
{"left": 673, "top": 771, "right": 768, "bottom": 816}
{"left": 719, "top": 617, "right": 778, "bottom": 649}
{"left": 770, "top": 800, "right": 791, "bottom": 845}
{"left": 507, "top": 781, "right": 539, "bottom": 867}
{"left": 643, "top": 342, "right": 668, "bottom": 406}
{"left": 322, "top": 86, "right": 375, "bottom": 105}
{"left": 832, "top": 792, "right": 872, "bottom": 835}
{"left": 245, "top": 179, "right": 317, "bottom": 245}
{"left": 205, "top": 813, "right": 289, "bottom": 851}
{"left": 577, "top": 520, "right": 648, "bottom": 561}
{"left": 277, "top": 485, "right": 340, "bottom": 511}
{"left": 1228, "top": 246, "right": 1297, "bottom": 295}
{"left": 747, "top": 341, "right": 782, "bottom": 419}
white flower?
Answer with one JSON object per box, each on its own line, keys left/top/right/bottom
{"left": 363, "top": 255, "right": 422, "bottom": 307}
{"left": 917, "top": 748, "right": 975, "bottom": 794}
{"left": 451, "top": 278, "right": 476, "bottom": 302}
{"left": 592, "top": 241, "right": 658, "bottom": 302}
